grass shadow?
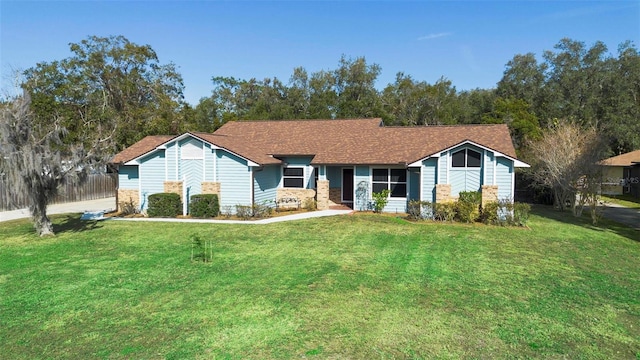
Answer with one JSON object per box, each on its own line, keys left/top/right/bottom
{"left": 531, "top": 204, "right": 639, "bottom": 242}
{"left": 52, "top": 213, "right": 106, "bottom": 234}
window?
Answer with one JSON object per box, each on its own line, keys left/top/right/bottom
{"left": 372, "top": 168, "right": 407, "bottom": 198}
{"left": 283, "top": 167, "right": 304, "bottom": 188}
{"left": 451, "top": 149, "right": 481, "bottom": 168}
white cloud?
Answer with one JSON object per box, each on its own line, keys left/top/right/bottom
{"left": 418, "top": 32, "right": 452, "bottom": 41}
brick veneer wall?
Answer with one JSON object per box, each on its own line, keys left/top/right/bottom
{"left": 164, "top": 181, "right": 183, "bottom": 202}
{"left": 276, "top": 188, "right": 316, "bottom": 206}
{"left": 481, "top": 185, "right": 499, "bottom": 206}
{"left": 202, "top": 182, "right": 221, "bottom": 196}
{"left": 117, "top": 189, "right": 140, "bottom": 212}
{"left": 435, "top": 184, "right": 452, "bottom": 203}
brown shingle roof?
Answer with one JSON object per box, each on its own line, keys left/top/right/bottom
{"left": 111, "top": 119, "right": 520, "bottom": 166}
{"left": 213, "top": 119, "right": 517, "bottom": 165}
{"left": 599, "top": 149, "right": 640, "bottom": 167}
{"left": 111, "top": 135, "right": 176, "bottom": 163}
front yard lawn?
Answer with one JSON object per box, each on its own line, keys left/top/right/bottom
{"left": 1, "top": 206, "right": 638, "bottom": 359}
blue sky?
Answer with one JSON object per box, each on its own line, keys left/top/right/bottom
{"left": 2, "top": 1, "right": 639, "bottom": 104}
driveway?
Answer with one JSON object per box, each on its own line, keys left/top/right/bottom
{"left": 600, "top": 203, "right": 640, "bottom": 231}
{"left": 0, "top": 197, "right": 117, "bottom": 223}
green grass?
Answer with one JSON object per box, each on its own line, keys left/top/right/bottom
{"left": 601, "top": 194, "right": 640, "bottom": 209}
{"left": 1, "top": 207, "right": 639, "bottom": 359}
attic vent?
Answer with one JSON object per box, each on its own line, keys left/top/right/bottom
{"left": 181, "top": 139, "right": 203, "bottom": 159}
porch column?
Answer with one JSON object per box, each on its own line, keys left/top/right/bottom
{"left": 316, "top": 180, "right": 330, "bottom": 210}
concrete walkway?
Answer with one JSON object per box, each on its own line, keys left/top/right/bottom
{"left": 0, "top": 197, "right": 353, "bottom": 224}
{"left": 111, "top": 209, "right": 353, "bottom": 224}
{"left": 600, "top": 203, "right": 640, "bottom": 231}
{"left": 0, "top": 197, "right": 117, "bottom": 223}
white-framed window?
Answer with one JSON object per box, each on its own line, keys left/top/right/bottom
{"left": 451, "top": 149, "right": 481, "bottom": 168}
{"left": 372, "top": 168, "right": 407, "bottom": 198}
{"left": 283, "top": 167, "right": 305, "bottom": 188}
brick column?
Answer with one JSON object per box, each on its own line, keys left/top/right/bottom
{"left": 435, "top": 184, "right": 452, "bottom": 203}
{"left": 481, "top": 185, "right": 499, "bottom": 207}
{"left": 316, "top": 180, "right": 330, "bottom": 210}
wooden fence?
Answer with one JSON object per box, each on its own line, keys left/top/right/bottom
{"left": 0, "top": 173, "right": 116, "bottom": 211}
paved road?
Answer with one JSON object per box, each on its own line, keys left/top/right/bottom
{"left": 0, "top": 197, "right": 116, "bottom": 223}
{"left": 600, "top": 203, "right": 640, "bottom": 231}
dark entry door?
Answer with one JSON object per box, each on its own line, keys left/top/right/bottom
{"left": 342, "top": 168, "right": 354, "bottom": 203}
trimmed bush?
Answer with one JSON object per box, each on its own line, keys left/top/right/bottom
{"left": 147, "top": 193, "right": 182, "bottom": 218}
{"left": 456, "top": 191, "right": 481, "bottom": 223}
{"left": 189, "top": 194, "right": 220, "bottom": 218}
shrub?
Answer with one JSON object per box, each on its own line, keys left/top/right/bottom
{"left": 189, "top": 194, "right": 220, "bottom": 218}
{"left": 407, "top": 200, "right": 434, "bottom": 220}
{"left": 147, "top": 193, "right": 182, "bottom": 217}
{"left": 456, "top": 191, "right": 481, "bottom": 223}
{"left": 234, "top": 202, "right": 274, "bottom": 220}
{"left": 433, "top": 202, "right": 456, "bottom": 221}
{"left": 497, "top": 198, "right": 515, "bottom": 225}
{"left": 303, "top": 198, "right": 317, "bottom": 211}
{"left": 371, "top": 189, "right": 390, "bottom": 213}
{"left": 221, "top": 205, "right": 234, "bottom": 219}
{"left": 513, "top": 202, "right": 531, "bottom": 226}
{"left": 235, "top": 205, "right": 253, "bottom": 220}
{"left": 252, "top": 202, "right": 273, "bottom": 219}
{"left": 480, "top": 201, "right": 500, "bottom": 225}
{"left": 119, "top": 197, "right": 139, "bottom": 216}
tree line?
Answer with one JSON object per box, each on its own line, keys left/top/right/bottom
{"left": 11, "top": 35, "right": 639, "bottom": 158}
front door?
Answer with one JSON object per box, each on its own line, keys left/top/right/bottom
{"left": 342, "top": 168, "right": 354, "bottom": 204}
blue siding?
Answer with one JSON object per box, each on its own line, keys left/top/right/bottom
{"left": 496, "top": 157, "right": 513, "bottom": 200}
{"left": 118, "top": 165, "right": 139, "bottom": 189}
{"left": 421, "top": 158, "right": 438, "bottom": 203}
{"left": 484, "top": 151, "right": 495, "bottom": 185}
{"left": 217, "top": 151, "right": 251, "bottom": 209}
{"left": 438, "top": 153, "right": 448, "bottom": 184}
{"left": 139, "top": 151, "right": 166, "bottom": 210}
{"left": 354, "top": 166, "right": 369, "bottom": 211}
{"left": 254, "top": 165, "right": 279, "bottom": 205}
{"left": 182, "top": 159, "right": 203, "bottom": 210}
{"left": 166, "top": 141, "right": 177, "bottom": 180}
{"left": 204, "top": 144, "right": 215, "bottom": 181}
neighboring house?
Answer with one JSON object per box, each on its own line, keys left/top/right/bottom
{"left": 110, "top": 118, "right": 530, "bottom": 214}
{"left": 599, "top": 149, "right": 640, "bottom": 196}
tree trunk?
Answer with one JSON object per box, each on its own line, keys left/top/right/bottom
{"left": 30, "top": 192, "right": 54, "bottom": 236}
